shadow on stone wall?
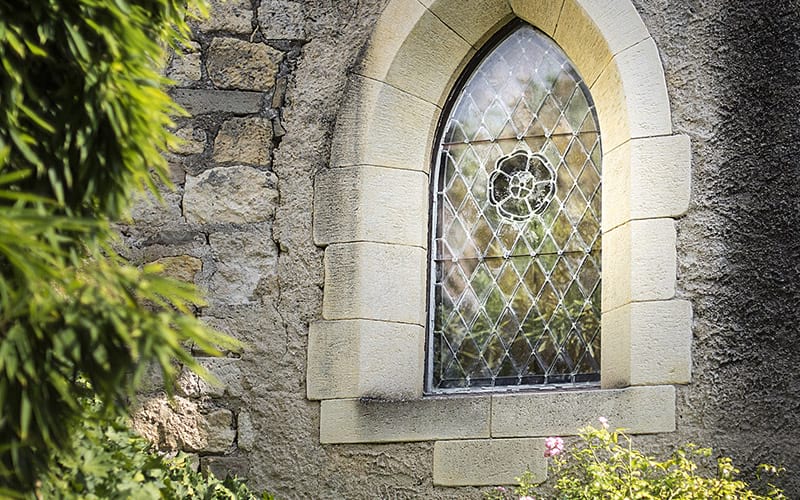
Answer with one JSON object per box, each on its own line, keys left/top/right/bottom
{"left": 689, "top": 0, "right": 800, "bottom": 494}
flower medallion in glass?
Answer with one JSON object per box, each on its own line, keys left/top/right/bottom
{"left": 427, "top": 23, "right": 602, "bottom": 392}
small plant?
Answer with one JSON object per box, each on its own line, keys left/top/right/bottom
{"left": 486, "top": 418, "right": 786, "bottom": 500}
{"left": 36, "top": 400, "right": 274, "bottom": 500}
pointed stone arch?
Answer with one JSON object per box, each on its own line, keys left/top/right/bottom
{"left": 310, "top": 0, "right": 692, "bottom": 485}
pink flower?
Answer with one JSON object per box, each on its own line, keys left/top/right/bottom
{"left": 519, "top": 497, "right": 536, "bottom": 500}
{"left": 598, "top": 416, "right": 609, "bottom": 429}
{"left": 544, "top": 436, "right": 564, "bottom": 457}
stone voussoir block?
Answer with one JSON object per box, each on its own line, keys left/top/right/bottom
{"left": 330, "top": 75, "right": 438, "bottom": 171}
{"left": 422, "top": 0, "right": 513, "bottom": 47}
{"left": 183, "top": 165, "right": 278, "bottom": 225}
{"left": 510, "top": 0, "right": 565, "bottom": 37}
{"left": 320, "top": 396, "right": 491, "bottom": 444}
{"left": 206, "top": 37, "right": 282, "bottom": 92}
{"left": 603, "top": 134, "right": 692, "bottom": 231}
{"left": 322, "top": 242, "right": 427, "bottom": 325}
{"left": 603, "top": 218, "right": 676, "bottom": 312}
{"left": 313, "top": 165, "right": 429, "bottom": 247}
{"left": 433, "top": 438, "right": 547, "bottom": 486}
{"left": 602, "top": 299, "right": 693, "bottom": 388}
{"left": 213, "top": 116, "right": 272, "bottom": 165}
{"left": 491, "top": 385, "right": 676, "bottom": 437}
{"left": 592, "top": 37, "right": 671, "bottom": 151}
{"left": 307, "top": 319, "right": 425, "bottom": 400}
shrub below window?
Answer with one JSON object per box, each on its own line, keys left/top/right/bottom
{"left": 37, "top": 402, "right": 273, "bottom": 500}
{"left": 486, "top": 420, "right": 786, "bottom": 500}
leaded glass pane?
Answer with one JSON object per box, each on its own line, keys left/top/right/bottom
{"left": 428, "top": 23, "right": 602, "bottom": 393}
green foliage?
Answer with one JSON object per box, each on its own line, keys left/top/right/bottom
{"left": 37, "top": 400, "right": 273, "bottom": 500}
{"left": 486, "top": 423, "right": 787, "bottom": 500}
{"left": 0, "top": 0, "right": 243, "bottom": 494}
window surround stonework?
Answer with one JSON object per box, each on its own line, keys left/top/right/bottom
{"left": 309, "top": 0, "right": 693, "bottom": 486}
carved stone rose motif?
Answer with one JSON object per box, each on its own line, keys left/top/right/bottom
{"left": 488, "top": 150, "right": 556, "bottom": 221}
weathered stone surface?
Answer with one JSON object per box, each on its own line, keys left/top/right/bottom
{"left": 150, "top": 255, "right": 202, "bottom": 283}
{"left": 206, "top": 38, "right": 281, "bottom": 91}
{"left": 320, "top": 396, "right": 491, "bottom": 444}
{"left": 491, "top": 386, "right": 676, "bottom": 437}
{"left": 199, "top": 0, "right": 253, "bottom": 34}
{"left": 200, "top": 456, "right": 250, "bottom": 480}
{"left": 170, "top": 89, "right": 263, "bottom": 116}
{"left": 237, "top": 411, "right": 255, "bottom": 451}
{"left": 199, "top": 409, "right": 237, "bottom": 453}
{"left": 213, "top": 117, "right": 272, "bottom": 165}
{"left": 170, "top": 126, "right": 206, "bottom": 155}
{"left": 130, "top": 395, "right": 204, "bottom": 452}
{"left": 207, "top": 229, "right": 278, "bottom": 305}
{"left": 306, "top": 319, "right": 424, "bottom": 400}
{"left": 129, "top": 189, "right": 183, "bottom": 227}
{"left": 183, "top": 165, "right": 278, "bottom": 225}
{"left": 177, "top": 357, "right": 244, "bottom": 398}
{"left": 165, "top": 42, "right": 201, "bottom": 85}
{"left": 258, "top": 0, "right": 307, "bottom": 40}
{"left": 132, "top": 397, "right": 235, "bottom": 453}
{"left": 433, "top": 438, "right": 547, "bottom": 486}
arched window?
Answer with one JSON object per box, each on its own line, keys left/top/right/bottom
{"left": 428, "top": 22, "right": 601, "bottom": 392}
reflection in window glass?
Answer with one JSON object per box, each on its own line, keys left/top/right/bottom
{"left": 427, "top": 23, "right": 602, "bottom": 393}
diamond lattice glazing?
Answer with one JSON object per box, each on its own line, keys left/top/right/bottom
{"left": 428, "top": 23, "right": 602, "bottom": 392}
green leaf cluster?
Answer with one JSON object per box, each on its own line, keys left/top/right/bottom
{"left": 0, "top": 0, "right": 244, "bottom": 495}
{"left": 37, "top": 399, "right": 273, "bottom": 500}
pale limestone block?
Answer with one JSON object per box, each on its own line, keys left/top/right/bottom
{"left": 259, "top": 0, "right": 306, "bottom": 40}
{"left": 307, "top": 319, "right": 425, "bottom": 400}
{"left": 491, "top": 385, "right": 675, "bottom": 437}
{"left": 177, "top": 357, "right": 244, "bottom": 398}
{"left": 553, "top": 0, "right": 613, "bottom": 86}
{"left": 165, "top": 42, "right": 202, "bottom": 85}
{"left": 200, "top": 0, "right": 253, "bottom": 34}
{"left": 131, "top": 395, "right": 236, "bottom": 453}
{"left": 588, "top": 54, "right": 628, "bottom": 152}
{"left": 575, "top": 0, "right": 650, "bottom": 56}
{"left": 604, "top": 135, "right": 692, "bottom": 231}
{"left": 184, "top": 165, "right": 278, "bottom": 224}
{"left": 322, "top": 242, "right": 427, "bottom": 325}
{"left": 207, "top": 230, "right": 278, "bottom": 305}
{"left": 602, "top": 300, "right": 693, "bottom": 388}
{"left": 592, "top": 38, "right": 672, "bottom": 152}
{"left": 423, "top": 0, "right": 513, "bottom": 47}
{"left": 313, "top": 165, "right": 429, "bottom": 247}
{"left": 433, "top": 438, "right": 547, "bottom": 486}
{"left": 206, "top": 38, "right": 282, "bottom": 91}
{"left": 170, "top": 126, "right": 206, "bottom": 155}
{"left": 237, "top": 410, "right": 255, "bottom": 451}
{"left": 603, "top": 218, "right": 676, "bottom": 312}
{"left": 213, "top": 116, "right": 272, "bottom": 165}
{"left": 330, "top": 75, "right": 438, "bottom": 171}
{"left": 355, "top": 0, "right": 473, "bottom": 106}
{"left": 509, "top": 0, "right": 564, "bottom": 36}
{"left": 319, "top": 396, "right": 491, "bottom": 444}
{"left": 149, "top": 255, "right": 202, "bottom": 283}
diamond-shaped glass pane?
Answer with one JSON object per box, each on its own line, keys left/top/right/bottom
{"left": 430, "top": 23, "right": 601, "bottom": 392}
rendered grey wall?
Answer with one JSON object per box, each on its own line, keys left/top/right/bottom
{"left": 124, "top": 0, "right": 800, "bottom": 497}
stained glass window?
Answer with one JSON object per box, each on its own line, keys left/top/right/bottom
{"left": 427, "top": 22, "right": 602, "bottom": 393}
